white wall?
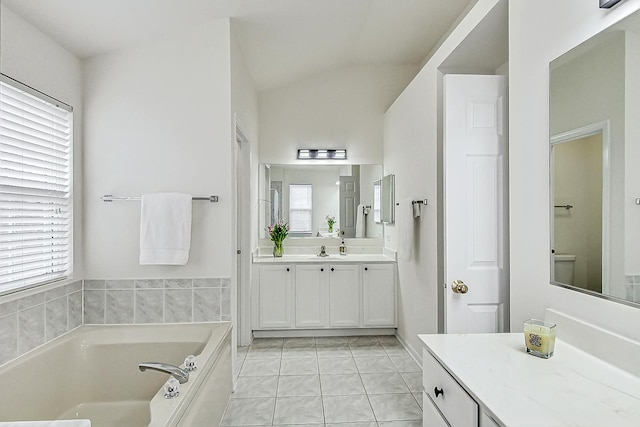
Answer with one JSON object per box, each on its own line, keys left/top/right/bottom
{"left": 259, "top": 65, "right": 417, "bottom": 165}
{"left": 83, "top": 19, "right": 233, "bottom": 279}
{"left": 510, "top": 0, "right": 640, "bottom": 341}
{"left": 0, "top": 4, "right": 84, "bottom": 280}
{"left": 384, "top": 0, "right": 503, "bottom": 356}
{"left": 231, "top": 29, "right": 259, "bottom": 249}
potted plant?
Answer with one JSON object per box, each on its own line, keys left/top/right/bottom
{"left": 326, "top": 214, "right": 336, "bottom": 233}
{"left": 267, "top": 221, "right": 289, "bottom": 257}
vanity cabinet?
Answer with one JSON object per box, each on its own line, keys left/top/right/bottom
{"left": 419, "top": 333, "right": 640, "bottom": 427}
{"left": 258, "top": 264, "right": 293, "bottom": 328}
{"left": 423, "top": 348, "right": 478, "bottom": 427}
{"left": 328, "top": 264, "right": 361, "bottom": 327}
{"left": 295, "top": 264, "right": 327, "bottom": 327}
{"left": 362, "top": 263, "right": 396, "bottom": 326}
{"left": 255, "top": 260, "right": 396, "bottom": 331}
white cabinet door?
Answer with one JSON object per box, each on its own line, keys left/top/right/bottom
{"left": 328, "top": 264, "right": 360, "bottom": 327}
{"left": 362, "top": 263, "right": 396, "bottom": 326}
{"left": 258, "top": 265, "right": 293, "bottom": 328}
{"left": 295, "top": 264, "right": 327, "bottom": 327}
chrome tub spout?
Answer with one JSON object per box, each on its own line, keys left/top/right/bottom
{"left": 139, "top": 362, "right": 189, "bottom": 384}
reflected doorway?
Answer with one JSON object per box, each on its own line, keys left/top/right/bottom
{"left": 551, "top": 123, "right": 609, "bottom": 294}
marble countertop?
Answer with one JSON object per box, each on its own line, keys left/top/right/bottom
{"left": 419, "top": 333, "right": 640, "bottom": 427}
{"left": 253, "top": 254, "right": 396, "bottom": 264}
{"left": 0, "top": 421, "right": 91, "bottom": 427}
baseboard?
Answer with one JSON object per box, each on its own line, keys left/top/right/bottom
{"left": 253, "top": 328, "right": 396, "bottom": 338}
{"left": 395, "top": 331, "right": 422, "bottom": 368}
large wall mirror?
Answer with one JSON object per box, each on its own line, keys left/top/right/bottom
{"left": 549, "top": 10, "right": 640, "bottom": 306}
{"left": 258, "top": 164, "right": 383, "bottom": 240}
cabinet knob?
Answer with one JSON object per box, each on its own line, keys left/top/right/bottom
{"left": 331, "top": 268, "right": 334, "bottom": 271}
{"left": 286, "top": 268, "right": 290, "bottom": 272}
{"left": 434, "top": 387, "right": 444, "bottom": 398}
{"left": 364, "top": 267, "right": 368, "bottom": 271}
{"left": 321, "top": 268, "right": 324, "bottom": 272}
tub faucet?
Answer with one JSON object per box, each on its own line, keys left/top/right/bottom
{"left": 318, "top": 245, "right": 329, "bottom": 257}
{"left": 139, "top": 362, "right": 189, "bottom": 384}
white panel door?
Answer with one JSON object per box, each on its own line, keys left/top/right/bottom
{"left": 362, "top": 264, "right": 396, "bottom": 326}
{"left": 328, "top": 264, "right": 361, "bottom": 327}
{"left": 295, "top": 264, "right": 327, "bottom": 327}
{"left": 340, "top": 174, "right": 359, "bottom": 238}
{"left": 258, "top": 265, "right": 293, "bottom": 328}
{"left": 444, "top": 74, "right": 508, "bottom": 334}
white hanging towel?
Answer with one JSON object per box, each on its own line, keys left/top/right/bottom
{"left": 140, "top": 193, "right": 193, "bottom": 265}
{"left": 355, "top": 204, "right": 366, "bottom": 238}
{"left": 398, "top": 198, "right": 414, "bottom": 262}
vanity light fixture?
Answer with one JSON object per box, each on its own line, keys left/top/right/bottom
{"left": 600, "top": 0, "right": 624, "bottom": 8}
{"left": 297, "top": 149, "right": 347, "bottom": 160}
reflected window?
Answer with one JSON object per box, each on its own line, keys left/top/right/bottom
{"left": 289, "top": 184, "right": 312, "bottom": 233}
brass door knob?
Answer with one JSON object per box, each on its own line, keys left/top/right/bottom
{"left": 451, "top": 280, "right": 469, "bottom": 294}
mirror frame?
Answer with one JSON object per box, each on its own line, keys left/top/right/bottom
{"left": 381, "top": 174, "right": 395, "bottom": 224}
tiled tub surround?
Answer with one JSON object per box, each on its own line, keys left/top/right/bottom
{"left": 0, "top": 281, "right": 82, "bottom": 366}
{"left": 83, "top": 278, "right": 231, "bottom": 325}
{"left": 0, "top": 277, "right": 230, "bottom": 367}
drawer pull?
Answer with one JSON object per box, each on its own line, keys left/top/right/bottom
{"left": 321, "top": 268, "right": 324, "bottom": 271}
{"left": 286, "top": 268, "right": 290, "bottom": 272}
{"left": 434, "top": 387, "right": 444, "bottom": 398}
{"left": 331, "top": 268, "right": 334, "bottom": 271}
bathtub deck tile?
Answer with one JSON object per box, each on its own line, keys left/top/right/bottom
{"left": 135, "top": 289, "right": 163, "bottom": 324}
{"left": 221, "top": 397, "right": 275, "bottom": 426}
{"left": 17, "top": 304, "right": 45, "bottom": 354}
{"left": 105, "top": 290, "right": 134, "bottom": 324}
{"left": 0, "top": 314, "right": 17, "bottom": 365}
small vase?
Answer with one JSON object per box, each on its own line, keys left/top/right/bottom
{"left": 273, "top": 241, "right": 284, "bottom": 257}
{"left": 328, "top": 224, "right": 334, "bottom": 233}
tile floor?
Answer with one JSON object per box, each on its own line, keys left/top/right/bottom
{"left": 221, "top": 336, "right": 423, "bottom": 427}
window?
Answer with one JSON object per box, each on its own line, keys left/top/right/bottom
{"left": 289, "top": 184, "right": 312, "bottom": 233}
{"left": 0, "top": 75, "right": 73, "bottom": 292}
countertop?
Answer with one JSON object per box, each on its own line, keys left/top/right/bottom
{"left": 419, "top": 333, "right": 640, "bottom": 427}
{"left": 0, "top": 421, "right": 91, "bottom": 427}
{"left": 253, "top": 254, "right": 396, "bottom": 264}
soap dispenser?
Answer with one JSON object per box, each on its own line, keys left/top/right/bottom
{"left": 339, "top": 239, "right": 347, "bottom": 255}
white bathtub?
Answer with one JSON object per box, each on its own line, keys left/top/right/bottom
{"left": 0, "top": 323, "right": 232, "bottom": 427}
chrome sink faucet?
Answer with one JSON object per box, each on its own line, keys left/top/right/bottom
{"left": 318, "top": 245, "right": 329, "bottom": 257}
{"left": 139, "top": 362, "right": 189, "bottom": 384}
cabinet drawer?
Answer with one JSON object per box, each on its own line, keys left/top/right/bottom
{"left": 422, "top": 392, "right": 449, "bottom": 427}
{"left": 423, "top": 349, "right": 478, "bottom": 427}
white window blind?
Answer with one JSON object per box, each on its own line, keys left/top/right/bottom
{"left": 0, "top": 76, "right": 73, "bottom": 292}
{"left": 289, "top": 184, "right": 312, "bottom": 233}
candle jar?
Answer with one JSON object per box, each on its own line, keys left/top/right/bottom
{"left": 524, "top": 319, "right": 557, "bottom": 359}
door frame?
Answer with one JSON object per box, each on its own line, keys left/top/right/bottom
{"left": 234, "top": 115, "right": 252, "bottom": 347}
{"left": 442, "top": 73, "right": 509, "bottom": 334}
{"left": 550, "top": 120, "right": 610, "bottom": 294}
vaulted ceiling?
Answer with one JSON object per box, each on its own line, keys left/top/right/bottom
{"left": 1, "top": 0, "right": 475, "bottom": 90}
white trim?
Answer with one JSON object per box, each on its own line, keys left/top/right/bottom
{"left": 550, "top": 120, "right": 611, "bottom": 294}
{"left": 234, "top": 115, "right": 253, "bottom": 348}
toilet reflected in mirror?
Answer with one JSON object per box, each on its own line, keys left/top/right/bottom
{"left": 553, "top": 254, "right": 576, "bottom": 286}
